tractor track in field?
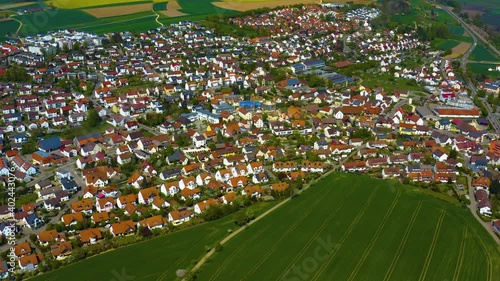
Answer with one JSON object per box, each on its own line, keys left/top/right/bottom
{"left": 382, "top": 202, "right": 422, "bottom": 281}
{"left": 418, "top": 210, "right": 446, "bottom": 281}
{"left": 347, "top": 189, "right": 402, "bottom": 281}
{"left": 452, "top": 225, "right": 468, "bottom": 281}
{"left": 156, "top": 229, "right": 220, "bottom": 281}
{"left": 207, "top": 225, "right": 271, "bottom": 281}
{"left": 275, "top": 181, "right": 360, "bottom": 281}
{"left": 463, "top": 219, "right": 493, "bottom": 281}
{"left": 239, "top": 185, "right": 335, "bottom": 281}
{"left": 310, "top": 185, "right": 381, "bottom": 281}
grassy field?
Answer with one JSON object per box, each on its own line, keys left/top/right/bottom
{"left": 26, "top": 201, "right": 277, "bottom": 281}
{"left": 177, "top": 0, "right": 236, "bottom": 16}
{"left": 0, "top": 19, "right": 19, "bottom": 40}
{"left": 470, "top": 44, "right": 499, "bottom": 61}
{"left": 468, "top": 63, "right": 500, "bottom": 79}
{"left": 46, "top": 0, "right": 168, "bottom": 9}
{"left": 434, "top": 39, "right": 460, "bottom": 50}
{"left": 361, "top": 74, "right": 425, "bottom": 92}
{"left": 196, "top": 173, "right": 500, "bottom": 281}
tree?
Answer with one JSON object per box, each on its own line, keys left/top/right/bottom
{"left": 435, "top": 24, "right": 450, "bottom": 39}
{"left": 490, "top": 180, "right": 500, "bottom": 195}
{"left": 84, "top": 109, "right": 100, "bottom": 128}
{"left": 449, "top": 149, "right": 458, "bottom": 159}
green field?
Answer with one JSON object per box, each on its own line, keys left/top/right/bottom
{"left": 468, "top": 63, "right": 500, "bottom": 79}
{"left": 449, "top": 24, "right": 465, "bottom": 36}
{"left": 0, "top": 0, "right": 238, "bottom": 38}
{"left": 434, "top": 39, "right": 460, "bottom": 50}
{"left": 0, "top": 19, "right": 19, "bottom": 40}
{"left": 46, "top": 0, "right": 168, "bottom": 9}
{"left": 177, "top": 0, "right": 236, "bottom": 16}
{"left": 26, "top": 201, "right": 277, "bottom": 281}
{"left": 196, "top": 173, "right": 500, "bottom": 281}
{"left": 470, "top": 44, "right": 499, "bottom": 61}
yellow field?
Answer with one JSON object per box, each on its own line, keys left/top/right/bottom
{"left": 160, "top": 1, "right": 187, "bottom": 17}
{"left": 47, "top": 0, "right": 168, "bottom": 9}
{"left": 0, "top": 2, "right": 33, "bottom": 10}
{"left": 84, "top": 3, "right": 152, "bottom": 18}
{"left": 221, "top": 0, "right": 373, "bottom": 3}
{"left": 444, "top": 42, "right": 472, "bottom": 59}
{"left": 214, "top": 0, "right": 320, "bottom": 12}
{"left": 322, "top": 0, "right": 375, "bottom": 3}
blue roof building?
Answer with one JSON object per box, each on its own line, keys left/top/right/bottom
{"left": 38, "top": 136, "right": 62, "bottom": 152}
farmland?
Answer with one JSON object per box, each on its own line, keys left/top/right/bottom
{"left": 196, "top": 173, "right": 500, "bottom": 281}
{"left": 458, "top": 0, "right": 500, "bottom": 30}
{"left": 84, "top": 3, "right": 154, "bottom": 18}
{"left": 468, "top": 63, "right": 500, "bottom": 79}
{"left": 213, "top": 0, "right": 319, "bottom": 13}
{"left": 26, "top": 201, "right": 277, "bottom": 281}
{"left": 470, "top": 44, "right": 499, "bottom": 61}
{"left": 0, "top": 0, "right": 379, "bottom": 38}
{"left": 46, "top": 0, "right": 169, "bottom": 9}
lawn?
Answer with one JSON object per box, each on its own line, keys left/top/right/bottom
{"left": 196, "top": 173, "right": 500, "bottom": 281}
{"left": 470, "top": 44, "right": 500, "bottom": 61}
{"left": 27, "top": 201, "right": 277, "bottom": 281}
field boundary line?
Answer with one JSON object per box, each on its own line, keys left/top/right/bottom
{"left": 188, "top": 169, "right": 340, "bottom": 278}
{"left": 418, "top": 210, "right": 446, "bottom": 281}
{"left": 310, "top": 185, "right": 380, "bottom": 281}
{"left": 452, "top": 225, "right": 467, "bottom": 281}
{"left": 463, "top": 219, "right": 493, "bottom": 281}
{"left": 208, "top": 225, "right": 271, "bottom": 281}
{"left": 239, "top": 185, "right": 335, "bottom": 281}
{"left": 382, "top": 202, "right": 422, "bottom": 281}
{"left": 156, "top": 229, "right": 220, "bottom": 281}
{"left": 347, "top": 189, "right": 402, "bottom": 281}
{"left": 275, "top": 181, "right": 360, "bottom": 281}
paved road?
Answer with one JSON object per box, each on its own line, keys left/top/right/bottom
{"left": 440, "top": 6, "right": 500, "bottom": 134}
{"left": 0, "top": 169, "right": 86, "bottom": 253}
{"left": 441, "top": 6, "right": 500, "bottom": 58}
{"left": 26, "top": 159, "right": 77, "bottom": 188}
{"left": 465, "top": 175, "right": 500, "bottom": 245}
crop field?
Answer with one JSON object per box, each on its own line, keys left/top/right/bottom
{"left": 470, "top": 44, "right": 499, "bottom": 61}
{"left": 26, "top": 201, "right": 277, "bottom": 281}
{"left": 0, "top": 19, "right": 19, "bottom": 40}
{"left": 176, "top": 0, "right": 235, "bottom": 16}
{"left": 434, "top": 39, "right": 460, "bottom": 50}
{"left": 0, "top": 1, "right": 32, "bottom": 9}
{"left": 468, "top": 63, "right": 500, "bottom": 79}
{"left": 459, "top": 0, "right": 500, "bottom": 29}
{"left": 160, "top": 1, "right": 187, "bottom": 17}
{"left": 0, "top": 0, "right": 374, "bottom": 38}
{"left": 46, "top": 0, "right": 168, "bottom": 9}
{"left": 213, "top": 0, "right": 319, "bottom": 12}
{"left": 446, "top": 41, "right": 472, "bottom": 58}
{"left": 84, "top": 3, "right": 153, "bottom": 18}
{"left": 196, "top": 173, "right": 500, "bottom": 281}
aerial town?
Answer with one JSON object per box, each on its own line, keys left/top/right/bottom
{"left": 0, "top": 3, "right": 499, "bottom": 280}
